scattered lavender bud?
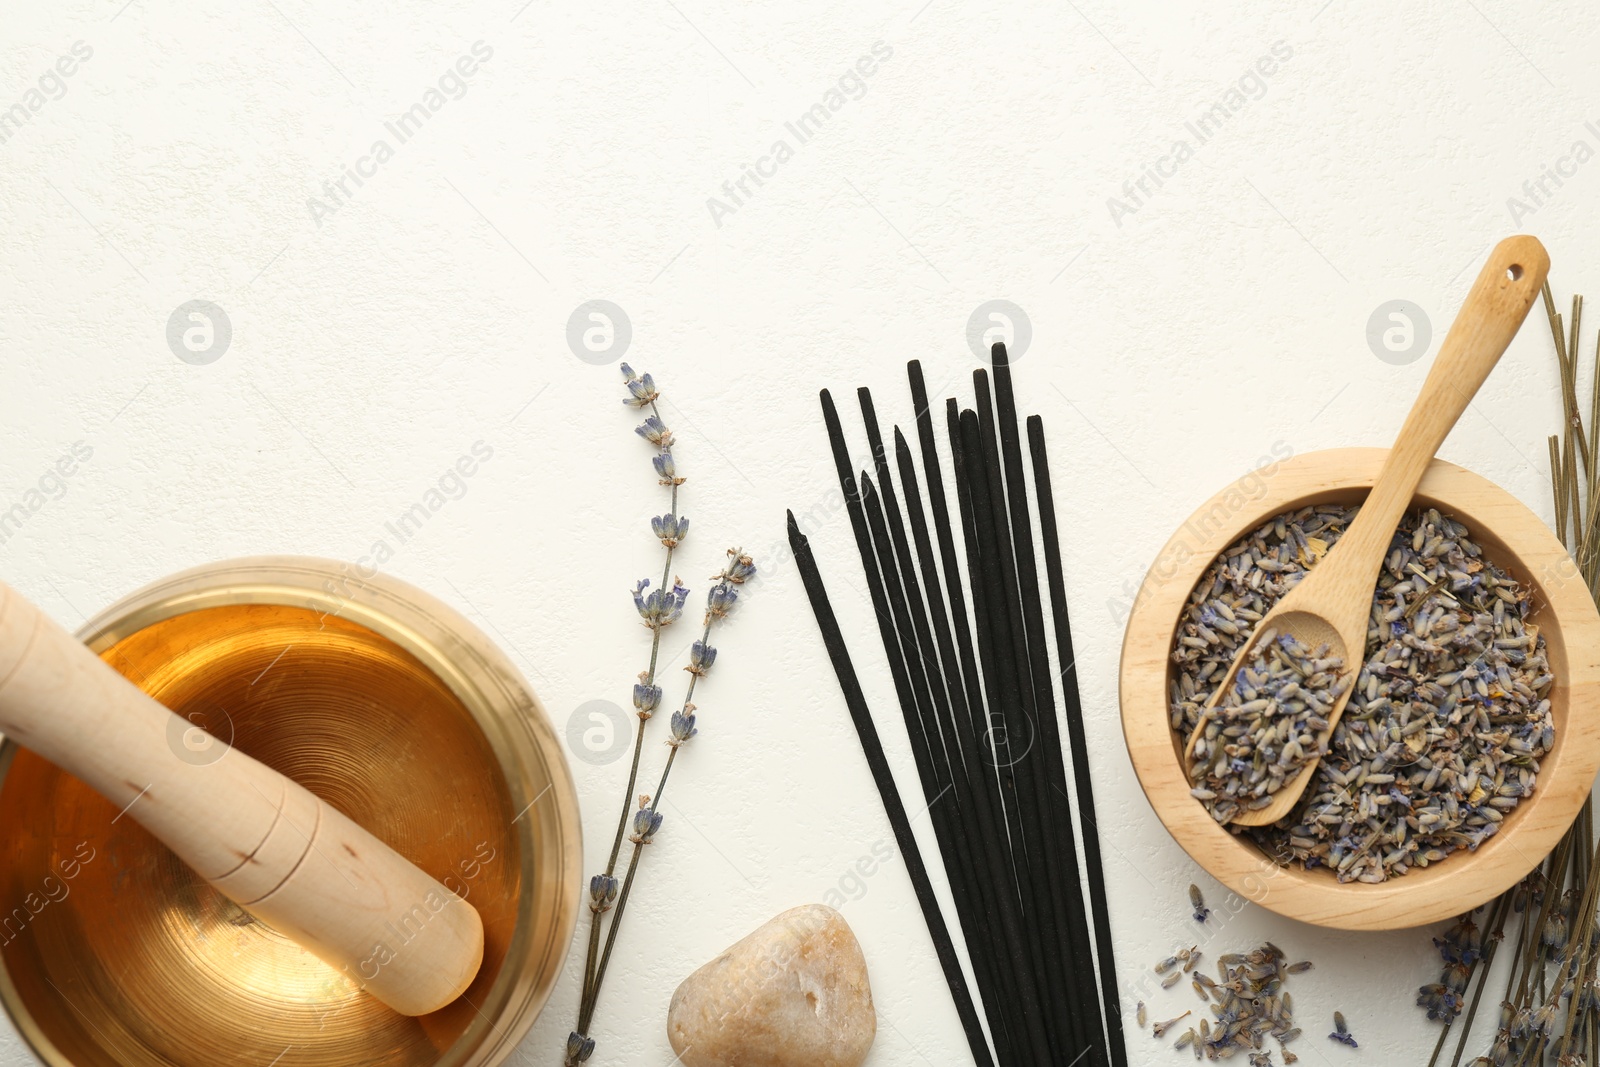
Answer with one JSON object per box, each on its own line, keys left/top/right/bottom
{"left": 1329, "top": 1011, "right": 1357, "bottom": 1048}
{"left": 1189, "top": 883, "right": 1211, "bottom": 923}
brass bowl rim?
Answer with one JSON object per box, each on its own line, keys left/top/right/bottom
{"left": 0, "top": 556, "right": 582, "bottom": 1067}
{"left": 1119, "top": 448, "right": 1600, "bottom": 930}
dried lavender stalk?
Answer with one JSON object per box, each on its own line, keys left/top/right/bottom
{"left": 566, "top": 367, "right": 754, "bottom": 1066}
{"left": 1417, "top": 284, "right": 1600, "bottom": 1067}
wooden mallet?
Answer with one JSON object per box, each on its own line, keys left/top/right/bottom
{"left": 0, "top": 579, "right": 484, "bottom": 1017}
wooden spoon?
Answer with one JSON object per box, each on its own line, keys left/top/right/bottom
{"left": 1185, "top": 235, "right": 1549, "bottom": 827}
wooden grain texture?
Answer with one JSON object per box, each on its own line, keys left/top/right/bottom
{"left": 1198, "top": 235, "right": 1550, "bottom": 827}
{"left": 1120, "top": 448, "right": 1600, "bottom": 930}
{"left": 0, "top": 579, "right": 484, "bottom": 1016}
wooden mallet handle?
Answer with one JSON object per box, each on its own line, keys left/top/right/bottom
{"left": 0, "top": 580, "right": 484, "bottom": 1017}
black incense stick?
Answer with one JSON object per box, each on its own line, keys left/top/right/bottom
{"left": 1029, "top": 415, "right": 1128, "bottom": 1067}
{"left": 949, "top": 404, "right": 1038, "bottom": 931}
{"left": 959, "top": 406, "right": 1086, "bottom": 1063}
{"left": 819, "top": 389, "right": 1012, "bottom": 1062}
{"left": 858, "top": 472, "right": 1031, "bottom": 1062}
{"left": 970, "top": 377, "right": 1092, "bottom": 1063}
{"left": 880, "top": 420, "right": 1052, "bottom": 1060}
{"left": 787, "top": 511, "right": 996, "bottom": 1067}
{"left": 907, "top": 365, "right": 987, "bottom": 729}
{"left": 990, "top": 345, "right": 1109, "bottom": 1066}
{"left": 799, "top": 361, "right": 1125, "bottom": 1067}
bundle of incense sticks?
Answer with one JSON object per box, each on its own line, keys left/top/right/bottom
{"left": 788, "top": 344, "right": 1125, "bottom": 1067}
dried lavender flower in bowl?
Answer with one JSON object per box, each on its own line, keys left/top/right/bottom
{"left": 1172, "top": 503, "right": 1555, "bottom": 882}
{"left": 1119, "top": 448, "right": 1600, "bottom": 930}
{"left": 1186, "top": 627, "right": 1351, "bottom": 823}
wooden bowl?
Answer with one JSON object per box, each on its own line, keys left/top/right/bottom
{"left": 0, "top": 558, "right": 582, "bottom": 1066}
{"left": 1120, "top": 448, "right": 1600, "bottom": 930}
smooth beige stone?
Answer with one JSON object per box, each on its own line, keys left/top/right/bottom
{"left": 667, "top": 904, "right": 876, "bottom": 1067}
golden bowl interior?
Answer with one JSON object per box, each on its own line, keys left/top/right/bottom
{"left": 1120, "top": 448, "right": 1600, "bottom": 929}
{"left": 0, "top": 561, "right": 579, "bottom": 1066}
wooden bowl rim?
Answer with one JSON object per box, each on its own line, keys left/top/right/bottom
{"left": 1119, "top": 448, "right": 1600, "bottom": 930}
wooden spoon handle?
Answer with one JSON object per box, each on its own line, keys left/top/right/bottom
{"left": 1306, "top": 235, "right": 1549, "bottom": 620}
{"left": 0, "top": 580, "right": 483, "bottom": 1017}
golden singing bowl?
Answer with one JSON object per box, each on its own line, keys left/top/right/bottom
{"left": 0, "top": 558, "right": 581, "bottom": 1066}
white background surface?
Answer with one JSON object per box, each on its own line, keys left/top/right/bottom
{"left": 1, "top": 0, "right": 1597, "bottom": 1063}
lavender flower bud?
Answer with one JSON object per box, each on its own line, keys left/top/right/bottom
{"left": 1543, "top": 911, "right": 1569, "bottom": 956}
{"left": 635, "top": 416, "right": 673, "bottom": 446}
{"left": 1579, "top": 979, "right": 1600, "bottom": 1014}
{"left": 722, "top": 550, "right": 756, "bottom": 584}
{"left": 706, "top": 583, "right": 739, "bottom": 618}
{"left": 633, "top": 682, "right": 662, "bottom": 715}
{"left": 1434, "top": 915, "right": 1482, "bottom": 966}
{"left": 651, "top": 513, "right": 689, "bottom": 547}
{"left": 565, "top": 1032, "right": 595, "bottom": 1063}
{"left": 669, "top": 710, "right": 698, "bottom": 746}
{"left": 686, "top": 640, "right": 717, "bottom": 676}
{"left": 589, "top": 874, "right": 619, "bottom": 912}
{"left": 654, "top": 451, "right": 683, "bottom": 485}
{"left": 1415, "top": 983, "right": 1461, "bottom": 1021}
{"left": 632, "top": 578, "right": 690, "bottom": 628}
{"left": 630, "top": 808, "right": 664, "bottom": 844}
{"left": 621, "top": 365, "right": 658, "bottom": 408}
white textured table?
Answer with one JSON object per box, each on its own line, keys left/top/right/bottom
{"left": 0, "top": 0, "right": 1594, "bottom": 1063}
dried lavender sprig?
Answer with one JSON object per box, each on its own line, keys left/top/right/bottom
{"left": 578, "top": 550, "right": 754, "bottom": 1033}
{"left": 1421, "top": 284, "right": 1600, "bottom": 1067}
{"left": 568, "top": 365, "right": 692, "bottom": 1065}
{"left": 606, "top": 363, "right": 688, "bottom": 877}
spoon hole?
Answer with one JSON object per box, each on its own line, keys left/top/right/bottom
{"left": 1507, "top": 264, "right": 1524, "bottom": 281}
